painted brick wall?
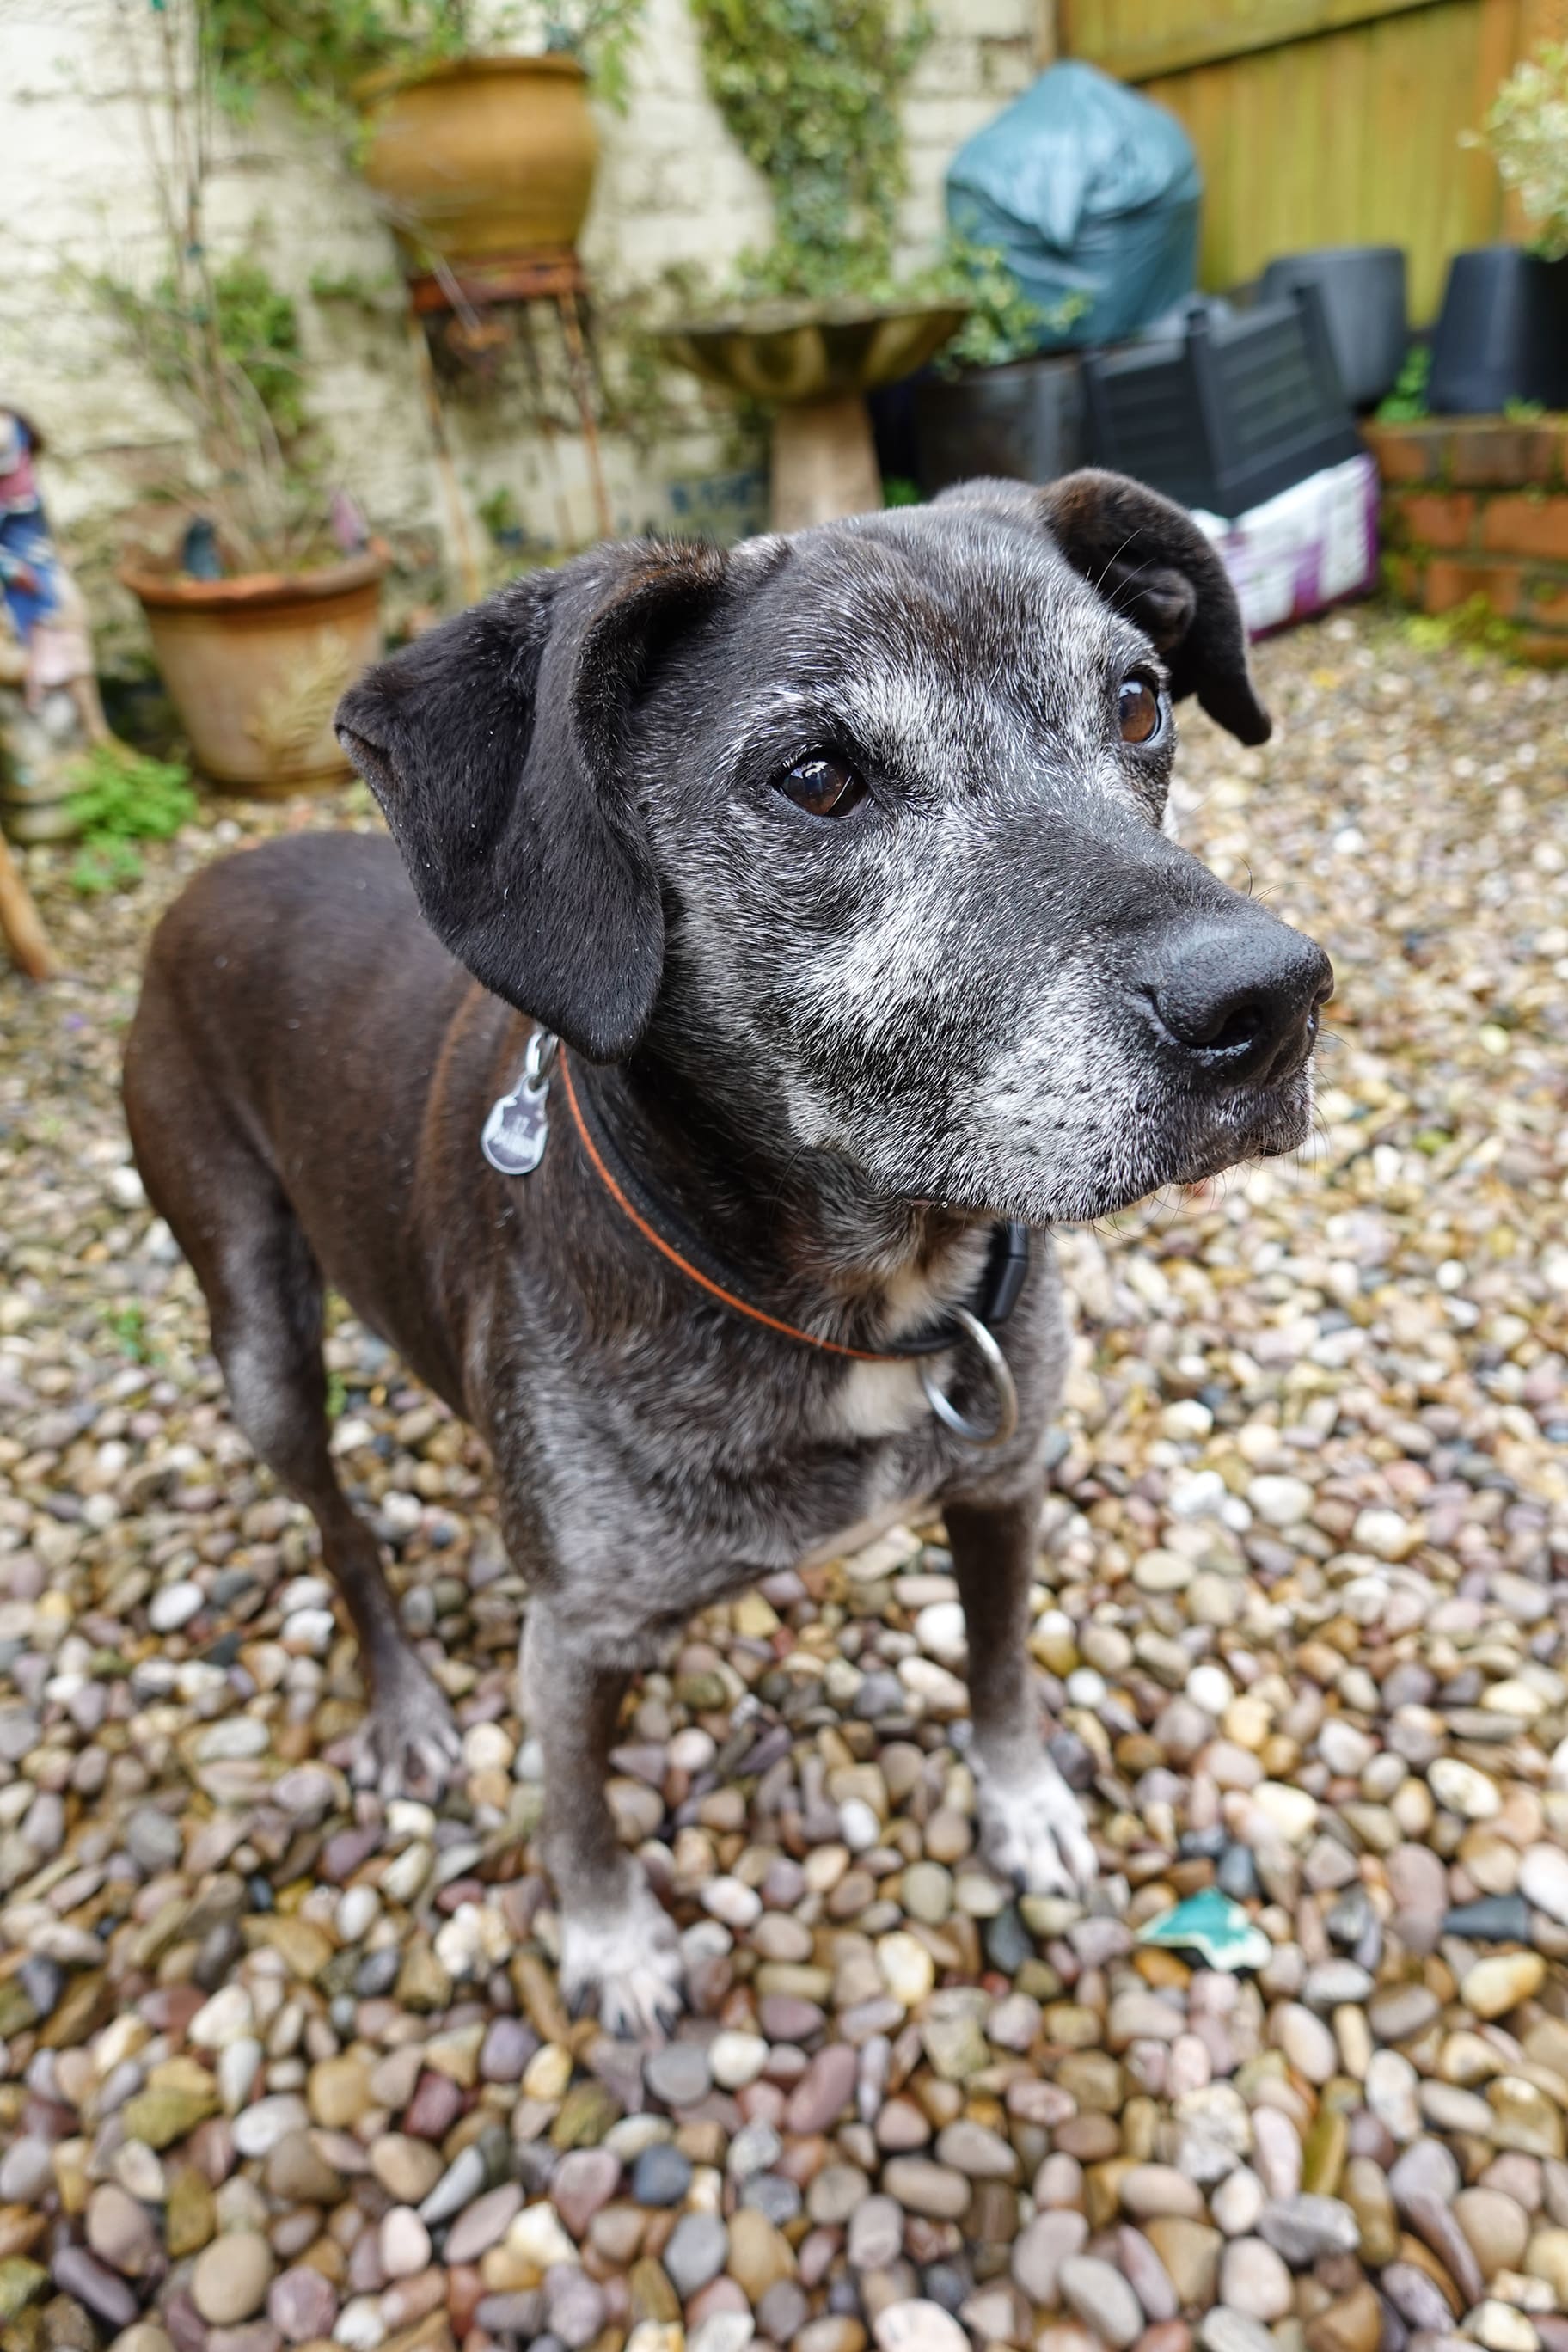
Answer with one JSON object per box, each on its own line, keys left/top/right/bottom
{"left": 0, "top": 0, "right": 1037, "bottom": 665}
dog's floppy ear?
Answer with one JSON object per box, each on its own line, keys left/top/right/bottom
{"left": 336, "top": 542, "right": 727, "bottom": 1059}
{"left": 1037, "top": 469, "right": 1270, "bottom": 745}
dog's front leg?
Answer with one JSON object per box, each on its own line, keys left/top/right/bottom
{"left": 945, "top": 1486, "right": 1098, "bottom": 1899}
{"left": 521, "top": 1602, "right": 685, "bottom": 2037}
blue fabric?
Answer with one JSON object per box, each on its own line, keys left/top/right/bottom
{"left": 0, "top": 506, "right": 64, "bottom": 641}
{"left": 946, "top": 62, "right": 1202, "bottom": 352}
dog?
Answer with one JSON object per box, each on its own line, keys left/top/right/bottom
{"left": 124, "top": 472, "right": 1332, "bottom": 2034}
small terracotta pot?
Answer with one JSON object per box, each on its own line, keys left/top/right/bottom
{"left": 122, "top": 545, "right": 388, "bottom": 795}
{"left": 357, "top": 53, "right": 598, "bottom": 268}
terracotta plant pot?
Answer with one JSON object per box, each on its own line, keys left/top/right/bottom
{"left": 122, "top": 546, "right": 388, "bottom": 795}
{"left": 357, "top": 53, "right": 597, "bottom": 268}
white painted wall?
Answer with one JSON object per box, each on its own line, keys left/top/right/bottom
{"left": 0, "top": 0, "right": 1036, "bottom": 663}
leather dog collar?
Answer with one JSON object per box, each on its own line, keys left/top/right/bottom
{"left": 483, "top": 1031, "right": 1030, "bottom": 1442}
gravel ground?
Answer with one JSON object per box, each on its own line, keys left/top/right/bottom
{"left": 2, "top": 602, "right": 1567, "bottom": 2352}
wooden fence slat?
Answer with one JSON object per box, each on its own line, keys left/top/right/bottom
{"left": 1062, "top": 0, "right": 1451, "bottom": 83}
{"left": 1060, "top": 0, "right": 1527, "bottom": 321}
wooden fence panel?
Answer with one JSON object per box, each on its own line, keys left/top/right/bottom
{"left": 1059, "top": 0, "right": 1529, "bottom": 321}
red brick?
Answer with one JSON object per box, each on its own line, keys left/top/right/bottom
{"left": 1442, "top": 421, "right": 1566, "bottom": 489}
{"left": 1382, "top": 552, "right": 1424, "bottom": 607}
{"left": 1479, "top": 493, "right": 1568, "bottom": 560}
{"left": 1422, "top": 557, "right": 1522, "bottom": 619}
{"left": 1514, "top": 631, "right": 1568, "bottom": 667}
{"left": 1388, "top": 490, "right": 1475, "bottom": 550}
{"left": 1524, "top": 573, "right": 1568, "bottom": 628}
{"left": 1363, "top": 422, "right": 1438, "bottom": 484}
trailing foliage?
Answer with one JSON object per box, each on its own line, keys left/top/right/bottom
{"left": 204, "top": 0, "right": 647, "bottom": 124}
{"left": 66, "top": 744, "right": 197, "bottom": 896}
{"left": 1473, "top": 43, "right": 1568, "bottom": 261}
{"left": 690, "top": 0, "right": 934, "bottom": 302}
{"left": 934, "top": 242, "right": 1090, "bottom": 372}
{"left": 687, "top": 3, "right": 1074, "bottom": 375}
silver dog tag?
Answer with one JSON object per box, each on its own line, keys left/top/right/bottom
{"left": 481, "top": 1030, "right": 557, "bottom": 1177}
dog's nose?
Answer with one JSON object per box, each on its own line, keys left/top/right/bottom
{"left": 1139, "top": 922, "right": 1333, "bottom": 1081}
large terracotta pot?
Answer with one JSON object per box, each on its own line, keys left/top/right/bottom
{"left": 357, "top": 53, "right": 597, "bottom": 268}
{"left": 122, "top": 546, "right": 388, "bottom": 795}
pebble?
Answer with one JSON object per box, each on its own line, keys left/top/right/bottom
{"left": 880, "top": 2159, "right": 971, "bottom": 2220}
{"left": 85, "top": 2184, "right": 158, "bottom": 2278}
{"left": 1521, "top": 1845, "right": 1568, "bottom": 1926}
{"left": 1463, "top": 1952, "right": 1546, "bottom": 2018}
{"left": 710, "top": 2030, "right": 768, "bottom": 2089}
{"left": 1256, "top": 2195, "right": 1360, "bottom": 2263}
{"left": 148, "top": 1580, "right": 205, "bottom": 1632}
{"left": 1273, "top": 2002, "right": 1338, "bottom": 2084}
{"left": 1455, "top": 2187, "right": 1531, "bottom": 2279}
{"left": 378, "top": 2208, "right": 432, "bottom": 2280}
{"left": 52, "top": 2248, "right": 139, "bottom": 2329}
{"left": 417, "top": 2145, "right": 486, "bottom": 2222}
{"left": 1012, "top": 2208, "right": 1088, "bottom": 2304}
{"left": 664, "top": 2213, "right": 729, "bottom": 2298}
{"left": 444, "top": 2183, "right": 523, "bottom": 2263}
{"left": 873, "top": 2305, "right": 969, "bottom": 2352}
{"left": 1058, "top": 2257, "right": 1144, "bottom": 2349}
{"left": 4, "top": 632, "right": 1568, "bottom": 2352}
{"left": 190, "top": 2233, "right": 275, "bottom": 2326}
{"left": 1430, "top": 1759, "right": 1502, "bottom": 1820}
{"left": 266, "top": 2267, "right": 338, "bottom": 2343}
{"left": 1201, "top": 2312, "right": 1276, "bottom": 2352}
{"left": 644, "top": 2041, "right": 712, "bottom": 2108}
{"left": 1218, "top": 2238, "right": 1294, "bottom": 2322}
{"left": 631, "top": 2143, "right": 694, "bottom": 2208}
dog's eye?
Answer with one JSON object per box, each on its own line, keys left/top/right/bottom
{"left": 778, "top": 755, "right": 867, "bottom": 817}
{"left": 1118, "top": 674, "right": 1164, "bottom": 746}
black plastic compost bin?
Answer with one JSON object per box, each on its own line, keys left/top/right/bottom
{"left": 914, "top": 354, "right": 1086, "bottom": 495}
{"left": 1258, "top": 246, "right": 1408, "bottom": 409}
{"left": 1081, "top": 282, "right": 1361, "bottom": 517}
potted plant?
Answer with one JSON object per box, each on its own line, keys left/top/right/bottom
{"left": 1429, "top": 42, "right": 1568, "bottom": 414}
{"left": 209, "top": 0, "right": 646, "bottom": 273}
{"left": 101, "top": 0, "right": 388, "bottom": 793}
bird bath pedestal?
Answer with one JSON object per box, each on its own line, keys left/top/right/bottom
{"left": 660, "top": 297, "right": 967, "bottom": 530}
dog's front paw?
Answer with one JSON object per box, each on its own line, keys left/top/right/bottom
{"left": 560, "top": 1880, "right": 685, "bottom": 2040}
{"left": 354, "top": 1650, "right": 462, "bottom": 1800}
{"left": 977, "top": 1754, "right": 1098, "bottom": 1899}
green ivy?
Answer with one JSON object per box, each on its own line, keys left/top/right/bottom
{"left": 204, "top": 0, "right": 435, "bottom": 126}
{"left": 934, "top": 240, "right": 1090, "bottom": 372}
{"left": 212, "top": 258, "right": 309, "bottom": 439}
{"left": 690, "top": 0, "right": 934, "bottom": 303}
{"left": 1376, "top": 343, "right": 1430, "bottom": 425}
{"left": 66, "top": 744, "right": 198, "bottom": 896}
{"left": 687, "top": 3, "right": 1076, "bottom": 377}
{"left": 204, "top": 0, "right": 648, "bottom": 126}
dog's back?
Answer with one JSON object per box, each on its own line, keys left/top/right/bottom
{"left": 124, "top": 831, "right": 505, "bottom": 1416}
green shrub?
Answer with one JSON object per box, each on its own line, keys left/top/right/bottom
{"left": 66, "top": 744, "right": 197, "bottom": 895}
{"left": 1474, "top": 43, "right": 1568, "bottom": 261}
